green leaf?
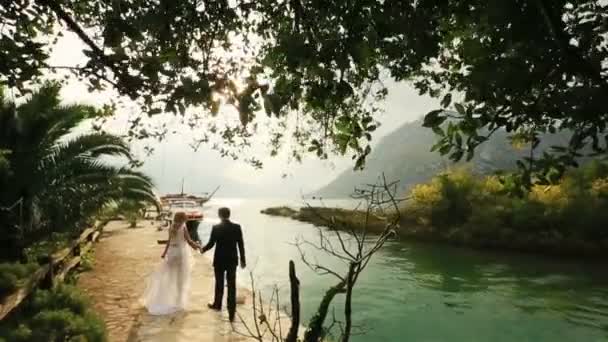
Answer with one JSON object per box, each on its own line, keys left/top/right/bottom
{"left": 516, "top": 160, "right": 526, "bottom": 170}
{"left": 454, "top": 103, "right": 465, "bottom": 115}
{"left": 440, "top": 93, "right": 452, "bottom": 108}
{"left": 450, "top": 149, "right": 463, "bottom": 161}
{"left": 454, "top": 133, "right": 462, "bottom": 147}
{"left": 438, "top": 144, "right": 452, "bottom": 155}
{"left": 446, "top": 122, "right": 456, "bottom": 136}
{"left": 423, "top": 109, "right": 446, "bottom": 128}
{"left": 354, "top": 155, "right": 366, "bottom": 170}
{"left": 466, "top": 149, "right": 475, "bottom": 161}
{"left": 432, "top": 126, "right": 445, "bottom": 136}
{"left": 430, "top": 141, "right": 443, "bottom": 152}
{"left": 335, "top": 118, "right": 351, "bottom": 133}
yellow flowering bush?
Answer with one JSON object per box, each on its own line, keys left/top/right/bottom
{"left": 591, "top": 177, "right": 608, "bottom": 198}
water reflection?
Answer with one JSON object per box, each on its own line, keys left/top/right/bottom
{"left": 379, "top": 238, "right": 608, "bottom": 338}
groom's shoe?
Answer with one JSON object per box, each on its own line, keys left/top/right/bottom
{"left": 207, "top": 303, "right": 221, "bottom": 311}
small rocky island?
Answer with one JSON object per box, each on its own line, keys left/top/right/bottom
{"left": 261, "top": 206, "right": 389, "bottom": 233}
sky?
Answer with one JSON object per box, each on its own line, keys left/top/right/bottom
{"left": 46, "top": 31, "right": 440, "bottom": 197}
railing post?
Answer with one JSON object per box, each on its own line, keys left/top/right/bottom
{"left": 0, "top": 224, "right": 108, "bottom": 320}
{"left": 74, "top": 242, "right": 81, "bottom": 257}
{"left": 39, "top": 256, "right": 54, "bottom": 289}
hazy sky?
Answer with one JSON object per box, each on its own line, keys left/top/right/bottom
{"left": 48, "top": 31, "right": 440, "bottom": 197}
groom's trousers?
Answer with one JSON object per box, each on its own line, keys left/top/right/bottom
{"left": 213, "top": 264, "right": 237, "bottom": 319}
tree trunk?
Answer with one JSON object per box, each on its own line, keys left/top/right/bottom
{"left": 341, "top": 263, "right": 357, "bottom": 342}
{"left": 304, "top": 280, "right": 346, "bottom": 342}
{"left": 286, "top": 260, "right": 300, "bottom": 342}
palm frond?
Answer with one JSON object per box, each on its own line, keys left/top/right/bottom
{"left": 1, "top": 82, "right": 157, "bottom": 237}
{"left": 41, "top": 133, "right": 131, "bottom": 173}
{"left": 41, "top": 104, "right": 99, "bottom": 147}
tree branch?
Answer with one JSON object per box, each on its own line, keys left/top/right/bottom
{"left": 534, "top": 0, "right": 607, "bottom": 89}
{"left": 36, "top": 0, "right": 127, "bottom": 85}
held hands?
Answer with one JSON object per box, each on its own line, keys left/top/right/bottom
{"left": 189, "top": 239, "right": 202, "bottom": 251}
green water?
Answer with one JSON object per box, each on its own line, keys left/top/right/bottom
{"left": 200, "top": 199, "right": 608, "bottom": 342}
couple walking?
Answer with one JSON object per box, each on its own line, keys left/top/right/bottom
{"left": 141, "top": 207, "right": 246, "bottom": 322}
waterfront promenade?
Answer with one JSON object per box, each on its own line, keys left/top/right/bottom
{"left": 78, "top": 220, "right": 256, "bottom": 342}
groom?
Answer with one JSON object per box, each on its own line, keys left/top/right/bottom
{"left": 201, "top": 207, "right": 246, "bottom": 322}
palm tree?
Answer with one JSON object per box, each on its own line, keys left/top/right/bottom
{"left": 0, "top": 83, "right": 158, "bottom": 256}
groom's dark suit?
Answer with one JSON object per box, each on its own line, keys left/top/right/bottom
{"left": 201, "top": 219, "right": 245, "bottom": 320}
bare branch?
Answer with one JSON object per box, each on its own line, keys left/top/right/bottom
{"left": 294, "top": 176, "right": 402, "bottom": 340}
{"left": 237, "top": 175, "right": 402, "bottom": 342}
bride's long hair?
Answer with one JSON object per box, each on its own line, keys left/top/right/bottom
{"left": 170, "top": 212, "right": 187, "bottom": 238}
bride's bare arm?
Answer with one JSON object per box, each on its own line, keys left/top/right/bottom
{"left": 161, "top": 232, "right": 171, "bottom": 258}
{"left": 184, "top": 227, "right": 201, "bottom": 250}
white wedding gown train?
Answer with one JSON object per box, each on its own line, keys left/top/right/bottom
{"left": 141, "top": 224, "right": 195, "bottom": 315}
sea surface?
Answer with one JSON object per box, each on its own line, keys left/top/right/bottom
{"left": 195, "top": 198, "right": 608, "bottom": 342}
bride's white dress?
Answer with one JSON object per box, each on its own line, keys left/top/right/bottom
{"left": 141, "top": 224, "right": 195, "bottom": 315}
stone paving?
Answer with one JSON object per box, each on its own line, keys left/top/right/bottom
{"left": 78, "top": 220, "right": 266, "bottom": 342}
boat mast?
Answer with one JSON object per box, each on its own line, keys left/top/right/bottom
{"left": 181, "top": 178, "right": 184, "bottom": 195}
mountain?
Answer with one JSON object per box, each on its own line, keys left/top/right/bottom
{"left": 315, "top": 119, "right": 571, "bottom": 197}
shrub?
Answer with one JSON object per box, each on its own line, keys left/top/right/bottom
{"left": 466, "top": 205, "right": 504, "bottom": 237}
{"left": 29, "top": 309, "right": 105, "bottom": 342}
{"left": 78, "top": 249, "right": 95, "bottom": 272}
{"left": 405, "top": 161, "right": 608, "bottom": 242}
{"left": 30, "top": 285, "right": 89, "bottom": 315}
{"left": 23, "top": 232, "right": 73, "bottom": 263}
{"left": 479, "top": 175, "right": 505, "bottom": 196}
{"left": 0, "top": 272, "right": 19, "bottom": 297}
{"left": 0, "top": 263, "right": 39, "bottom": 297}
{"left": 591, "top": 177, "right": 608, "bottom": 198}
{"left": 409, "top": 182, "right": 442, "bottom": 225}
{"left": 433, "top": 171, "right": 475, "bottom": 226}
{"left": 0, "top": 285, "right": 106, "bottom": 342}
{"left": 558, "top": 194, "right": 608, "bottom": 239}
{"left": 509, "top": 199, "right": 547, "bottom": 232}
{"left": 408, "top": 168, "right": 479, "bottom": 227}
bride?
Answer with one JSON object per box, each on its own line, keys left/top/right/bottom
{"left": 141, "top": 212, "right": 202, "bottom": 315}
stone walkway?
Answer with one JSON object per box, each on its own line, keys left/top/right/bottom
{"left": 78, "top": 220, "right": 268, "bottom": 342}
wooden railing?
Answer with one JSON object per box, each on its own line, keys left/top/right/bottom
{"left": 0, "top": 222, "right": 105, "bottom": 320}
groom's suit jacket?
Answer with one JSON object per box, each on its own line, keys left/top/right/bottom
{"left": 202, "top": 220, "right": 246, "bottom": 268}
